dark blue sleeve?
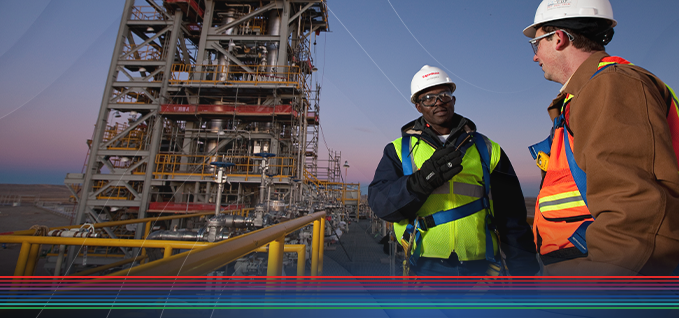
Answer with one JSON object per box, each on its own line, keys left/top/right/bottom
{"left": 491, "top": 148, "right": 540, "bottom": 276}
{"left": 368, "top": 143, "right": 426, "bottom": 222}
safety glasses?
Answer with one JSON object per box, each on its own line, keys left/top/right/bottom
{"left": 418, "top": 91, "right": 453, "bottom": 107}
{"left": 529, "top": 29, "right": 574, "bottom": 54}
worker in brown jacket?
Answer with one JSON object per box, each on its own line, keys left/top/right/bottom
{"left": 524, "top": 0, "right": 679, "bottom": 275}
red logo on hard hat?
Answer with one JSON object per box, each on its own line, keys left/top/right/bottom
{"left": 422, "top": 72, "right": 439, "bottom": 78}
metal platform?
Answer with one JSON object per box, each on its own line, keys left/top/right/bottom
{"left": 320, "top": 219, "right": 397, "bottom": 276}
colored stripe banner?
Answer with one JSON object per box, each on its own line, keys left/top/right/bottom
{"left": 1, "top": 276, "right": 678, "bottom": 317}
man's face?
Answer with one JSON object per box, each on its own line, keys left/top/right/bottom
{"left": 415, "top": 85, "right": 456, "bottom": 128}
{"left": 532, "top": 28, "right": 560, "bottom": 83}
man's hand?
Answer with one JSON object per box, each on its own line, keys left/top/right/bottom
{"left": 406, "top": 147, "right": 463, "bottom": 197}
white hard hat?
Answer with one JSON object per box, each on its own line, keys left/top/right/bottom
{"left": 410, "top": 65, "right": 456, "bottom": 104}
{"left": 523, "top": 0, "right": 617, "bottom": 38}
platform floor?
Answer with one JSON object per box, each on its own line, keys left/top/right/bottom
{"left": 319, "top": 219, "right": 399, "bottom": 276}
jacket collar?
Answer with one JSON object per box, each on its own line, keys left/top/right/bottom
{"left": 547, "top": 51, "right": 610, "bottom": 121}
{"left": 400, "top": 114, "right": 476, "bottom": 148}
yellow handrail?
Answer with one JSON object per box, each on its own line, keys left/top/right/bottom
{"left": 255, "top": 244, "right": 306, "bottom": 276}
{"left": 106, "top": 211, "right": 326, "bottom": 276}
{"left": 154, "top": 154, "right": 295, "bottom": 180}
{"left": 170, "top": 64, "right": 301, "bottom": 88}
{"left": 0, "top": 236, "right": 211, "bottom": 276}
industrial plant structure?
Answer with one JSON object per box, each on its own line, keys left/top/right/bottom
{"left": 0, "top": 0, "right": 364, "bottom": 276}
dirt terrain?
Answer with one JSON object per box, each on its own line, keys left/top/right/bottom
{"left": 0, "top": 184, "right": 73, "bottom": 276}
{"left": 0, "top": 184, "right": 73, "bottom": 204}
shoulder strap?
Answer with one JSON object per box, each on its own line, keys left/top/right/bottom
{"left": 566, "top": 58, "right": 634, "bottom": 205}
{"left": 401, "top": 137, "right": 415, "bottom": 176}
{"left": 562, "top": 120, "right": 588, "bottom": 206}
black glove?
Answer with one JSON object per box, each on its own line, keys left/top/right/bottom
{"left": 406, "top": 147, "right": 463, "bottom": 198}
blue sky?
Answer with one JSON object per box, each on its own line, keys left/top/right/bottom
{"left": 1, "top": 0, "right": 678, "bottom": 197}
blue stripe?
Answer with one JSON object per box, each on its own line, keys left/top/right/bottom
{"left": 401, "top": 137, "right": 413, "bottom": 176}
{"left": 562, "top": 119, "right": 588, "bottom": 206}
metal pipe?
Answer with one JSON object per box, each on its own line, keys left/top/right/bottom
{"left": 54, "top": 245, "right": 66, "bottom": 276}
{"left": 255, "top": 244, "right": 305, "bottom": 276}
{"left": 267, "top": 9, "right": 281, "bottom": 73}
{"left": 295, "top": 245, "right": 306, "bottom": 277}
{"left": 6, "top": 210, "right": 238, "bottom": 236}
{"left": 24, "top": 244, "right": 41, "bottom": 276}
{"left": 0, "top": 236, "right": 211, "bottom": 250}
{"left": 259, "top": 159, "right": 267, "bottom": 204}
{"left": 310, "top": 219, "right": 320, "bottom": 276}
{"left": 218, "top": 9, "right": 236, "bottom": 81}
{"left": 319, "top": 218, "right": 325, "bottom": 275}
{"left": 214, "top": 168, "right": 225, "bottom": 217}
{"left": 14, "top": 242, "right": 31, "bottom": 276}
{"left": 146, "top": 230, "right": 201, "bottom": 241}
{"left": 106, "top": 211, "right": 326, "bottom": 276}
{"left": 144, "top": 222, "right": 151, "bottom": 239}
{"left": 164, "top": 246, "right": 173, "bottom": 259}
{"left": 266, "top": 235, "right": 285, "bottom": 276}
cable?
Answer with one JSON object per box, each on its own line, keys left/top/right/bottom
{"left": 326, "top": 6, "right": 410, "bottom": 104}
{"left": 386, "top": 0, "right": 528, "bottom": 94}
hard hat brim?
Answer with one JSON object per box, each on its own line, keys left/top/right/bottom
{"left": 523, "top": 16, "right": 617, "bottom": 38}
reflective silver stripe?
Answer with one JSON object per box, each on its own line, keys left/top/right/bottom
{"left": 481, "top": 135, "right": 493, "bottom": 158}
{"left": 432, "top": 181, "right": 451, "bottom": 194}
{"left": 538, "top": 196, "right": 583, "bottom": 210}
{"left": 408, "top": 137, "right": 416, "bottom": 173}
{"left": 452, "top": 182, "right": 492, "bottom": 200}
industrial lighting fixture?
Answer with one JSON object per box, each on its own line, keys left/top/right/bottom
{"left": 312, "top": 67, "right": 318, "bottom": 72}
{"left": 120, "top": 157, "right": 131, "bottom": 163}
{"left": 114, "top": 111, "right": 121, "bottom": 118}
{"left": 343, "top": 161, "right": 350, "bottom": 168}
{"left": 146, "top": 27, "right": 154, "bottom": 32}
{"left": 138, "top": 67, "right": 146, "bottom": 72}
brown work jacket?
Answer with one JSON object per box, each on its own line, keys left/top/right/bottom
{"left": 542, "top": 51, "right": 679, "bottom": 276}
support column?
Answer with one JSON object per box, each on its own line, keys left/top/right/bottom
{"left": 75, "top": 0, "right": 135, "bottom": 224}
{"left": 135, "top": 9, "right": 184, "bottom": 239}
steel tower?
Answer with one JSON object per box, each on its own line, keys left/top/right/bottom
{"left": 65, "top": 0, "right": 332, "bottom": 237}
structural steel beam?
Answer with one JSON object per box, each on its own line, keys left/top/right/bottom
{"left": 214, "top": 1, "right": 280, "bottom": 34}
{"left": 210, "top": 42, "right": 253, "bottom": 73}
{"left": 288, "top": 2, "right": 315, "bottom": 24}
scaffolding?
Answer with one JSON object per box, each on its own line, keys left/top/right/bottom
{"left": 52, "top": 0, "right": 367, "bottom": 276}
{"left": 64, "top": 0, "right": 338, "bottom": 230}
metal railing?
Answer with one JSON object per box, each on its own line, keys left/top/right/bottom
{"left": 170, "top": 64, "right": 301, "bottom": 87}
{"left": 111, "top": 90, "right": 158, "bottom": 104}
{"left": 130, "top": 6, "right": 166, "bottom": 21}
{"left": 154, "top": 154, "right": 296, "bottom": 180}
{"left": 102, "top": 122, "right": 146, "bottom": 151}
{"left": 122, "top": 43, "right": 162, "bottom": 61}
{"left": 2, "top": 210, "right": 326, "bottom": 276}
{"left": 91, "top": 181, "right": 139, "bottom": 201}
{"left": 106, "top": 211, "right": 326, "bottom": 276}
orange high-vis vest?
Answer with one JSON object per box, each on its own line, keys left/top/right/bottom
{"left": 530, "top": 56, "right": 679, "bottom": 261}
{"left": 533, "top": 93, "right": 591, "bottom": 257}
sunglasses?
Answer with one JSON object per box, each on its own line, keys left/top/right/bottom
{"left": 529, "top": 29, "right": 574, "bottom": 54}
